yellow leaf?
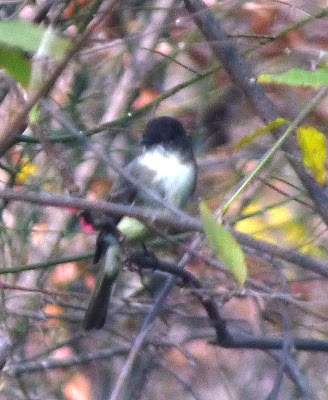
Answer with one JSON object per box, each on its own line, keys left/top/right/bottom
{"left": 236, "top": 118, "right": 287, "bottom": 151}
{"left": 297, "top": 126, "right": 327, "bottom": 185}
{"left": 200, "top": 201, "right": 247, "bottom": 285}
{"left": 16, "top": 161, "right": 36, "bottom": 184}
{"left": 235, "top": 216, "right": 267, "bottom": 235}
{"left": 267, "top": 206, "right": 292, "bottom": 227}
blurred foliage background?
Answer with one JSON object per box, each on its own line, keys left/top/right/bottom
{"left": 0, "top": 0, "right": 328, "bottom": 399}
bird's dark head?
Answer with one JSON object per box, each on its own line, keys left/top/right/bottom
{"left": 141, "top": 116, "right": 188, "bottom": 148}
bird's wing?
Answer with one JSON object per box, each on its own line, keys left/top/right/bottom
{"left": 108, "top": 157, "right": 159, "bottom": 207}
{"left": 94, "top": 157, "right": 148, "bottom": 263}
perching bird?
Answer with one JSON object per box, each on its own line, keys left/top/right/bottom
{"left": 83, "top": 116, "right": 197, "bottom": 330}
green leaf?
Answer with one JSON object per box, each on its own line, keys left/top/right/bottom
{"left": 0, "top": 20, "right": 71, "bottom": 60}
{"left": 29, "top": 104, "right": 41, "bottom": 125}
{"left": 297, "top": 126, "right": 327, "bottom": 185}
{"left": 236, "top": 118, "right": 287, "bottom": 150}
{"left": 0, "top": 45, "right": 31, "bottom": 86}
{"left": 117, "top": 217, "right": 148, "bottom": 241}
{"left": 200, "top": 201, "right": 247, "bottom": 285}
{"left": 258, "top": 68, "right": 328, "bottom": 88}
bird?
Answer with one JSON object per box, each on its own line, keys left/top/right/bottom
{"left": 83, "top": 116, "right": 198, "bottom": 330}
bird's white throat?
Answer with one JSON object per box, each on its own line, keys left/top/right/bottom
{"left": 139, "top": 145, "right": 186, "bottom": 177}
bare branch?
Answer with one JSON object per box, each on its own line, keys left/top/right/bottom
{"left": 0, "top": 187, "right": 328, "bottom": 279}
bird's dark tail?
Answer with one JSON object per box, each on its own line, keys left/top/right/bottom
{"left": 83, "top": 240, "right": 120, "bottom": 330}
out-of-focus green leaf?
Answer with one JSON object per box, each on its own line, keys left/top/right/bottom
{"left": 0, "top": 20, "right": 71, "bottom": 60}
{"left": 200, "top": 201, "right": 247, "bottom": 285}
{"left": 297, "top": 126, "right": 327, "bottom": 185}
{"left": 258, "top": 68, "right": 328, "bottom": 88}
{"left": 236, "top": 118, "right": 287, "bottom": 150}
{"left": 117, "top": 217, "right": 148, "bottom": 241}
{"left": 0, "top": 45, "right": 31, "bottom": 86}
{"left": 29, "top": 104, "right": 40, "bottom": 125}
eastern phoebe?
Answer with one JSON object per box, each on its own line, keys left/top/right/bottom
{"left": 83, "top": 116, "right": 197, "bottom": 330}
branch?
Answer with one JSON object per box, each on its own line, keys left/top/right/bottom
{"left": 131, "top": 251, "right": 328, "bottom": 352}
{"left": 10, "top": 347, "right": 129, "bottom": 375}
{"left": 0, "top": 187, "right": 198, "bottom": 231}
{"left": 183, "top": 0, "right": 277, "bottom": 123}
{"left": 130, "top": 251, "right": 230, "bottom": 343}
{"left": 0, "top": 187, "right": 328, "bottom": 278}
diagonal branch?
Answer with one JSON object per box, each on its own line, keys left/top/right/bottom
{"left": 183, "top": 0, "right": 328, "bottom": 228}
